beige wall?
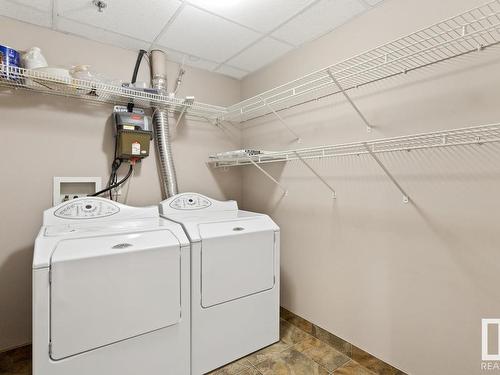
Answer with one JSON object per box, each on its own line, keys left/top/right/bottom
{"left": 241, "top": 0, "right": 500, "bottom": 374}
{"left": 3, "top": 1, "right": 500, "bottom": 373}
{"left": 0, "top": 18, "right": 241, "bottom": 352}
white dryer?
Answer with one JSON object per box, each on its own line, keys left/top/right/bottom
{"left": 33, "top": 197, "right": 190, "bottom": 375}
{"left": 159, "top": 193, "right": 280, "bottom": 375}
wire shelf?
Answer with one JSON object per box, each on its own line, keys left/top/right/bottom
{"left": 223, "top": 0, "right": 500, "bottom": 123}
{"left": 0, "top": 64, "right": 227, "bottom": 121}
{"left": 1, "top": 1, "right": 499, "bottom": 126}
{"left": 209, "top": 123, "right": 500, "bottom": 167}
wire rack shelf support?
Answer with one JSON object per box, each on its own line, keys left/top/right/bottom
{"left": 222, "top": 0, "right": 500, "bottom": 124}
{"left": 209, "top": 123, "right": 500, "bottom": 202}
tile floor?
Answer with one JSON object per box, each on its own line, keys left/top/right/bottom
{"left": 208, "top": 319, "right": 377, "bottom": 375}
{"left": 0, "top": 345, "right": 31, "bottom": 375}
{"left": 0, "top": 319, "right": 390, "bottom": 375}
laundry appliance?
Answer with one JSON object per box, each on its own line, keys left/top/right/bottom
{"left": 159, "top": 193, "right": 280, "bottom": 374}
{"left": 33, "top": 197, "right": 190, "bottom": 375}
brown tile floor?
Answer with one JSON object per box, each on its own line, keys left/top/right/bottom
{"left": 0, "top": 345, "right": 31, "bottom": 375}
{"left": 209, "top": 319, "right": 377, "bottom": 375}
{"left": 0, "top": 320, "right": 378, "bottom": 375}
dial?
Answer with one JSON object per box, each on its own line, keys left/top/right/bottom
{"left": 54, "top": 199, "right": 120, "bottom": 219}
{"left": 169, "top": 194, "right": 212, "bottom": 210}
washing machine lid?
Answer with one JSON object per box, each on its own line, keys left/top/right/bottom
{"left": 34, "top": 198, "right": 189, "bottom": 269}
{"left": 43, "top": 197, "right": 159, "bottom": 225}
{"left": 49, "top": 229, "right": 182, "bottom": 360}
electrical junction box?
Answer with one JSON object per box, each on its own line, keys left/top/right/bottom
{"left": 53, "top": 177, "right": 102, "bottom": 206}
{"left": 113, "top": 106, "right": 152, "bottom": 161}
{"left": 117, "top": 130, "right": 151, "bottom": 160}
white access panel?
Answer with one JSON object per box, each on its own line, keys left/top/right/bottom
{"left": 199, "top": 219, "right": 275, "bottom": 307}
{"left": 50, "top": 230, "right": 181, "bottom": 360}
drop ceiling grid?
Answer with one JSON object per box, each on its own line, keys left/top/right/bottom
{"left": 58, "top": 0, "right": 182, "bottom": 41}
{"left": 1, "top": 0, "right": 385, "bottom": 79}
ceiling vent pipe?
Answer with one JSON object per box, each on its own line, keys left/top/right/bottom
{"left": 150, "top": 49, "right": 178, "bottom": 198}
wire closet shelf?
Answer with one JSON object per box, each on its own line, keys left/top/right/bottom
{"left": 222, "top": 0, "right": 500, "bottom": 123}
{"left": 209, "top": 123, "right": 500, "bottom": 167}
{"left": 0, "top": 64, "right": 227, "bottom": 121}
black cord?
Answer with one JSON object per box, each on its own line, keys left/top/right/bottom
{"left": 128, "top": 49, "right": 148, "bottom": 113}
{"left": 106, "top": 139, "right": 120, "bottom": 199}
{"left": 132, "top": 49, "right": 147, "bottom": 84}
{"left": 106, "top": 157, "right": 122, "bottom": 199}
{"left": 91, "top": 164, "right": 133, "bottom": 197}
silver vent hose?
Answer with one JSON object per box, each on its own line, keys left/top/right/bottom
{"left": 150, "top": 50, "right": 178, "bottom": 198}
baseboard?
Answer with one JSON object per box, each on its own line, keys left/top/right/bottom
{"left": 280, "top": 306, "right": 407, "bottom": 375}
{"left": 0, "top": 343, "right": 31, "bottom": 355}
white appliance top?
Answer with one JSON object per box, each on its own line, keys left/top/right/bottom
{"left": 160, "top": 192, "right": 238, "bottom": 214}
{"left": 34, "top": 197, "right": 189, "bottom": 268}
{"left": 159, "top": 193, "right": 279, "bottom": 242}
{"left": 44, "top": 197, "right": 157, "bottom": 224}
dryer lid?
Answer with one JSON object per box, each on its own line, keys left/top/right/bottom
{"left": 159, "top": 193, "right": 237, "bottom": 216}
{"left": 159, "top": 193, "right": 278, "bottom": 242}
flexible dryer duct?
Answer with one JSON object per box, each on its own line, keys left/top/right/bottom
{"left": 150, "top": 49, "right": 178, "bottom": 198}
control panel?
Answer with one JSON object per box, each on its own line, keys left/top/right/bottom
{"left": 54, "top": 199, "right": 120, "bottom": 219}
{"left": 169, "top": 194, "right": 212, "bottom": 210}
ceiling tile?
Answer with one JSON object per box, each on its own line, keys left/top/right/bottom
{"left": 157, "top": 4, "right": 261, "bottom": 63}
{"left": 227, "top": 37, "right": 293, "bottom": 72}
{"left": 160, "top": 47, "right": 220, "bottom": 71}
{"left": 57, "top": 17, "right": 150, "bottom": 52}
{"left": 0, "top": 0, "right": 52, "bottom": 27}
{"left": 5, "top": 0, "right": 51, "bottom": 12}
{"left": 58, "top": 0, "right": 182, "bottom": 42}
{"left": 2, "top": 0, "right": 384, "bottom": 77}
{"left": 186, "top": 0, "right": 314, "bottom": 33}
{"left": 272, "top": 0, "right": 365, "bottom": 46}
{"left": 215, "top": 65, "right": 249, "bottom": 79}
{"left": 364, "top": 0, "right": 383, "bottom": 5}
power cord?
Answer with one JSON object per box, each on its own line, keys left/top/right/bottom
{"left": 91, "top": 163, "right": 134, "bottom": 198}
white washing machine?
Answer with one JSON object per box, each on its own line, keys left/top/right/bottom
{"left": 33, "top": 197, "right": 191, "bottom": 375}
{"left": 159, "top": 193, "right": 280, "bottom": 375}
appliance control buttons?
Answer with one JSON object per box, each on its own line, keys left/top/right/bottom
{"left": 54, "top": 199, "right": 120, "bottom": 219}
{"left": 169, "top": 194, "right": 212, "bottom": 210}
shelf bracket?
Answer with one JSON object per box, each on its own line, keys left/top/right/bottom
{"left": 259, "top": 97, "right": 302, "bottom": 143}
{"left": 174, "top": 96, "right": 195, "bottom": 129}
{"left": 247, "top": 157, "right": 288, "bottom": 196}
{"left": 294, "top": 152, "right": 336, "bottom": 199}
{"left": 364, "top": 144, "right": 410, "bottom": 203}
{"left": 327, "top": 70, "right": 372, "bottom": 132}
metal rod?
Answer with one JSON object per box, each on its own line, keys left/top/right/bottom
{"left": 259, "top": 97, "right": 302, "bottom": 142}
{"left": 174, "top": 106, "right": 188, "bottom": 128}
{"left": 327, "top": 70, "right": 372, "bottom": 132}
{"left": 247, "top": 158, "right": 288, "bottom": 196}
{"left": 364, "top": 143, "right": 410, "bottom": 203}
{"left": 294, "top": 152, "right": 337, "bottom": 199}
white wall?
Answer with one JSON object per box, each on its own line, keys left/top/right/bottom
{"left": 0, "top": 17, "right": 241, "bottom": 352}
{"left": 240, "top": 0, "right": 500, "bottom": 374}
